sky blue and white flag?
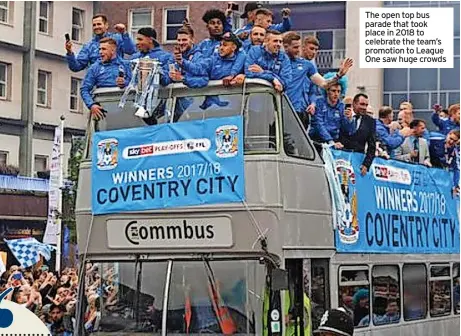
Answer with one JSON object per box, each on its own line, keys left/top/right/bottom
{"left": 4, "top": 238, "right": 56, "bottom": 268}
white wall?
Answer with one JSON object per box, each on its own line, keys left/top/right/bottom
{"left": 33, "top": 138, "right": 71, "bottom": 176}
{"left": 34, "top": 55, "right": 87, "bottom": 130}
{"left": 345, "top": 1, "right": 383, "bottom": 109}
{"left": 0, "top": 134, "right": 20, "bottom": 166}
{"left": 0, "top": 1, "right": 24, "bottom": 47}
{"left": 0, "top": 48, "right": 23, "bottom": 120}
{"left": 36, "top": 1, "right": 94, "bottom": 58}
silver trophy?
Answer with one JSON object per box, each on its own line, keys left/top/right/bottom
{"left": 119, "top": 57, "right": 162, "bottom": 119}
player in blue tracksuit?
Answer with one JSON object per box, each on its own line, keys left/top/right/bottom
{"left": 432, "top": 104, "right": 460, "bottom": 135}
{"left": 282, "top": 32, "right": 318, "bottom": 129}
{"left": 242, "top": 25, "right": 266, "bottom": 52}
{"left": 196, "top": 9, "right": 232, "bottom": 58}
{"left": 429, "top": 130, "right": 460, "bottom": 170}
{"left": 309, "top": 83, "right": 355, "bottom": 147}
{"left": 184, "top": 33, "right": 246, "bottom": 109}
{"left": 245, "top": 31, "right": 291, "bottom": 92}
{"left": 80, "top": 38, "right": 131, "bottom": 120}
{"left": 170, "top": 26, "right": 209, "bottom": 88}
{"left": 375, "top": 106, "right": 413, "bottom": 157}
{"left": 65, "top": 14, "right": 135, "bottom": 72}
{"left": 129, "top": 27, "right": 174, "bottom": 86}
{"left": 233, "top": 3, "right": 292, "bottom": 37}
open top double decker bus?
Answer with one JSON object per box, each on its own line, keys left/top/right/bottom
{"left": 75, "top": 78, "right": 460, "bottom": 336}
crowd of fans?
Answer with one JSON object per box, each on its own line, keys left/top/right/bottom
{"left": 0, "top": 264, "right": 77, "bottom": 334}
{"left": 0, "top": 262, "right": 112, "bottom": 335}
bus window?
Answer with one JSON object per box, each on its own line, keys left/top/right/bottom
{"left": 403, "top": 264, "right": 427, "bottom": 321}
{"left": 371, "top": 265, "right": 400, "bottom": 325}
{"left": 173, "top": 94, "right": 243, "bottom": 123}
{"left": 166, "top": 259, "right": 265, "bottom": 335}
{"left": 244, "top": 93, "right": 277, "bottom": 153}
{"left": 453, "top": 263, "right": 459, "bottom": 315}
{"left": 429, "top": 264, "right": 452, "bottom": 317}
{"left": 82, "top": 261, "right": 169, "bottom": 334}
{"left": 309, "top": 259, "right": 330, "bottom": 331}
{"left": 339, "top": 266, "right": 370, "bottom": 327}
{"left": 281, "top": 96, "right": 315, "bottom": 160}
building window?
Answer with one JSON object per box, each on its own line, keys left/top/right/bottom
{"left": 72, "top": 8, "right": 84, "bottom": 42}
{"left": 70, "top": 77, "right": 81, "bottom": 112}
{"left": 403, "top": 264, "right": 427, "bottom": 321}
{"left": 0, "top": 1, "right": 9, "bottom": 24}
{"left": 34, "top": 155, "right": 48, "bottom": 174}
{"left": 38, "top": 1, "right": 51, "bottom": 34}
{"left": 338, "top": 266, "right": 370, "bottom": 327}
{"left": 163, "top": 8, "right": 187, "bottom": 43}
{"left": 37, "top": 70, "right": 51, "bottom": 107}
{"left": 429, "top": 264, "right": 451, "bottom": 317}
{"left": 0, "top": 151, "right": 7, "bottom": 165}
{"left": 0, "top": 62, "right": 9, "bottom": 99}
{"left": 130, "top": 9, "right": 152, "bottom": 40}
{"left": 371, "top": 265, "right": 400, "bottom": 325}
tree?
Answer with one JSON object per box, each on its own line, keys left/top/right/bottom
{"left": 62, "top": 136, "right": 85, "bottom": 243}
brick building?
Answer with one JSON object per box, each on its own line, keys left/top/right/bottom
{"left": 96, "top": 1, "right": 248, "bottom": 52}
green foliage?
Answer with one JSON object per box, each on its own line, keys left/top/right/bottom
{"left": 62, "top": 136, "right": 85, "bottom": 243}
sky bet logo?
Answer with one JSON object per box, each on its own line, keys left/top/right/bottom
{"left": 127, "top": 145, "right": 154, "bottom": 157}
{"left": 0, "top": 287, "right": 51, "bottom": 334}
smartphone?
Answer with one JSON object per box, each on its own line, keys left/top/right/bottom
{"left": 169, "top": 63, "right": 177, "bottom": 72}
{"left": 345, "top": 103, "right": 352, "bottom": 109}
{"left": 228, "top": 2, "right": 239, "bottom": 11}
{"left": 12, "top": 273, "right": 22, "bottom": 281}
{"left": 65, "top": 33, "right": 70, "bottom": 42}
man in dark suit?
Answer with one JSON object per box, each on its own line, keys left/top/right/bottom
{"left": 339, "top": 93, "right": 376, "bottom": 176}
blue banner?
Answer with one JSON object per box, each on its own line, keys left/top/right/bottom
{"left": 331, "top": 150, "right": 459, "bottom": 254}
{"left": 92, "top": 116, "right": 245, "bottom": 214}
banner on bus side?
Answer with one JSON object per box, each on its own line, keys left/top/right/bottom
{"left": 91, "top": 116, "right": 245, "bottom": 215}
{"left": 331, "top": 149, "right": 460, "bottom": 254}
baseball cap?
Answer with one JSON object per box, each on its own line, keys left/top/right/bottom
{"left": 313, "top": 308, "right": 354, "bottom": 336}
{"left": 241, "top": 2, "right": 263, "bottom": 18}
{"left": 137, "top": 27, "right": 159, "bottom": 46}
{"left": 221, "top": 32, "right": 242, "bottom": 49}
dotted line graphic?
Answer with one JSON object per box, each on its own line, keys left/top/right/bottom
{"left": 0, "top": 334, "right": 52, "bottom": 336}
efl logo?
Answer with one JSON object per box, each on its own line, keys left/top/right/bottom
{"left": 373, "top": 164, "right": 412, "bottom": 185}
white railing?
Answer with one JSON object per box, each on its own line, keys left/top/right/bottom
{"left": 316, "top": 49, "right": 346, "bottom": 70}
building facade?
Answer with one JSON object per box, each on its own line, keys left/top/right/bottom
{"left": 266, "top": 1, "right": 459, "bottom": 124}
{"left": 0, "top": 1, "right": 92, "bottom": 177}
{"left": 96, "top": 1, "right": 247, "bottom": 52}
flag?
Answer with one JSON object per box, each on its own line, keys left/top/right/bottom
{"left": 4, "top": 238, "right": 56, "bottom": 269}
{"left": 43, "top": 123, "right": 64, "bottom": 245}
{"left": 0, "top": 257, "right": 5, "bottom": 277}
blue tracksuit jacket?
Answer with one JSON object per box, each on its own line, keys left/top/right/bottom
{"left": 286, "top": 56, "right": 318, "bottom": 114}
{"left": 80, "top": 57, "right": 131, "bottom": 109}
{"left": 66, "top": 32, "right": 135, "bottom": 72}
{"left": 431, "top": 112, "right": 458, "bottom": 135}
{"left": 376, "top": 119, "right": 405, "bottom": 156}
{"left": 309, "top": 97, "right": 355, "bottom": 143}
{"left": 244, "top": 45, "right": 292, "bottom": 89}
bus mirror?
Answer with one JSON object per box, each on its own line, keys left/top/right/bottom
{"left": 271, "top": 268, "right": 288, "bottom": 291}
